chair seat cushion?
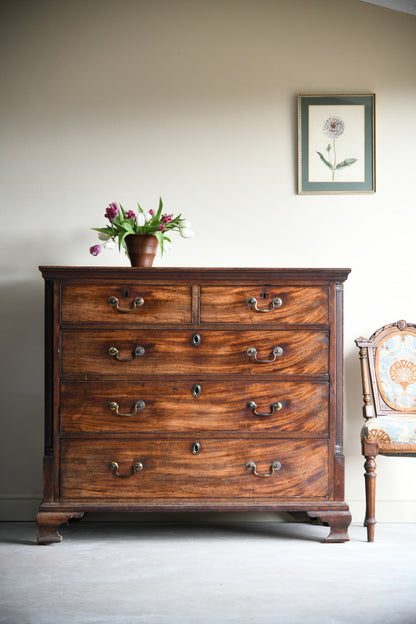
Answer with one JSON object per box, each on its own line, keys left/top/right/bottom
{"left": 361, "top": 416, "right": 416, "bottom": 451}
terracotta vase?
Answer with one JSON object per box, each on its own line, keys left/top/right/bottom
{"left": 125, "top": 234, "right": 158, "bottom": 267}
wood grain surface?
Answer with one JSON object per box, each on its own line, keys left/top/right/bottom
{"left": 200, "top": 286, "right": 328, "bottom": 324}
{"left": 60, "top": 380, "right": 328, "bottom": 433}
{"left": 61, "top": 329, "right": 329, "bottom": 377}
{"left": 60, "top": 438, "right": 329, "bottom": 500}
{"left": 61, "top": 284, "right": 192, "bottom": 323}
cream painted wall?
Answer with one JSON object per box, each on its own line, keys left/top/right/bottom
{"left": 1, "top": 0, "right": 415, "bottom": 524}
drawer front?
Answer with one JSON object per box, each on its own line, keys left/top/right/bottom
{"left": 200, "top": 286, "right": 328, "bottom": 324}
{"left": 60, "top": 438, "right": 329, "bottom": 500}
{"left": 61, "top": 285, "right": 192, "bottom": 323}
{"left": 61, "top": 329, "right": 328, "bottom": 377}
{"left": 60, "top": 380, "right": 329, "bottom": 433}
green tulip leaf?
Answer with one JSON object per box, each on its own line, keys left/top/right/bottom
{"left": 91, "top": 227, "right": 113, "bottom": 235}
{"left": 119, "top": 231, "right": 131, "bottom": 251}
{"left": 120, "top": 222, "right": 135, "bottom": 233}
{"left": 155, "top": 230, "right": 165, "bottom": 255}
{"left": 154, "top": 197, "right": 163, "bottom": 222}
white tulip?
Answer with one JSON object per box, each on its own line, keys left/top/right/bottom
{"left": 181, "top": 219, "right": 192, "bottom": 228}
{"left": 103, "top": 238, "right": 116, "bottom": 249}
{"left": 144, "top": 211, "right": 152, "bottom": 222}
{"left": 163, "top": 240, "right": 173, "bottom": 253}
{"left": 180, "top": 228, "right": 194, "bottom": 238}
{"left": 136, "top": 212, "right": 146, "bottom": 227}
{"left": 97, "top": 233, "right": 116, "bottom": 248}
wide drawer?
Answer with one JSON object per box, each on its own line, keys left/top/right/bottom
{"left": 61, "top": 329, "right": 328, "bottom": 377}
{"left": 200, "top": 286, "right": 328, "bottom": 324}
{"left": 60, "top": 380, "right": 328, "bottom": 433}
{"left": 61, "top": 284, "right": 192, "bottom": 323}
{"left": 60, "top": 438, "right": 329, "bottom": 500}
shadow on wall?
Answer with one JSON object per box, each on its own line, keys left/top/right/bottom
{"left": 0, "top": 279, "right": 44, "bottom": 501}
{"left": 344, "top": 344, "right": 364, "bottom": 458}
{"left": 344, "top": 342, "right": 368, "bottom": 522}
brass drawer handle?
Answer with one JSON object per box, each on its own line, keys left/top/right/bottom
{"left": 107, "top": 296, "right": 144, "bottom": 312}
{"left": 247, "top": 401, "right": 282, "bottom": 416}
{"left": 108, "top": 400, "right": 146, "bottom": 416}
{"left": 245, "top": 460, "right": 282, "bottom": 477}
{"left": 246, "top": 346, "right": 283, "bottom": 363}
{"left": 108, "top": 345, "right": 145, "bottom": 361}
{"left": 247, "top": 297, "right": 282, "bottom": 312}
{"left": 110, "top": 461, "right": 143, "bottom": 478}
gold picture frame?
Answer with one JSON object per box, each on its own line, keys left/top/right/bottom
{"left": 298, "top": 94, "right": 375, "bottom": 194}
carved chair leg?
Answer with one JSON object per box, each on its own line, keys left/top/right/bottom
{"left": 364, "top": 453, "right": 377, "bottom": 542}
{"left": 36, "top": 511, "right": 84, "bottom": 545}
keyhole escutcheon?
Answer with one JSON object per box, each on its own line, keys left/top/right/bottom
{"left": 192, "top": 384, "right": 202, "bottom": 397}
{"left": 191, "top": 442, "right": 201, "bottom": 455}
{"left": 191, "top": 333, "right": 201, "bottom": 346}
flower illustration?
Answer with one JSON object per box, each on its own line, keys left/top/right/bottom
{"left": 316, "top": 116, "right": 357, "bottom": 182}
{"left": 323, "top": 117, "right": 345, "bottom": 138}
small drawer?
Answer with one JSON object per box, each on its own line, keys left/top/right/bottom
{"left": 200, "top": 286, "right": 328, "bottom": 324}
{"left": 60, "top": 438, "right": 329, "bottom": 500}
{"left": 60, "top": 380, "right": 329, "bottom": 434}
{"left": 60, "top": 329, "right": 329, "bottom": 377}
{"left": 61, "top": 284, "right": 192, "bottom": 323}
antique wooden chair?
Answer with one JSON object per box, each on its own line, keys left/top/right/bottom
{"left": 355, "top": 320, "right": 416, "bottom": 542}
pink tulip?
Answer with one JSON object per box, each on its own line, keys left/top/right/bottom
{"left": 105, "top": 202, "right": 120, "bottom": 221}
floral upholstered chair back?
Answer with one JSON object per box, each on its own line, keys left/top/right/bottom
{"left": 356, "top": 319, "right": 416, "bottom": 453}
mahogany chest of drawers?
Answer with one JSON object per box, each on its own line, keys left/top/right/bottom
{"left": 37, "top": 267, "right": 351, "bottom": 543}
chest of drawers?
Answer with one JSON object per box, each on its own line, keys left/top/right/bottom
{"left": 36, "top": 267, "right": 351, "bottom": 543}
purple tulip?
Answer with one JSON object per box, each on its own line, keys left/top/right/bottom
{"left": 105, "top": 202, "right": 120, "bottom": 221}
{"left": 126, "top": 210, "right": 136, "bottom": 219}
{"left": 89, "top": 244, "right": 101, "bottom": 256}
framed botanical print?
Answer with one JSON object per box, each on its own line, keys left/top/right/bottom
{"left": 298, "top": 94, "right": 375, "bottom": 194}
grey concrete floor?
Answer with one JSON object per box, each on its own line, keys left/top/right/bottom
{"left": 0, "top": 521, "right": 415, "bottom": 624}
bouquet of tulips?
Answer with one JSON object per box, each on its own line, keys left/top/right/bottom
{"left": 89, "top": 198, "right": 194, "bottom": 257}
